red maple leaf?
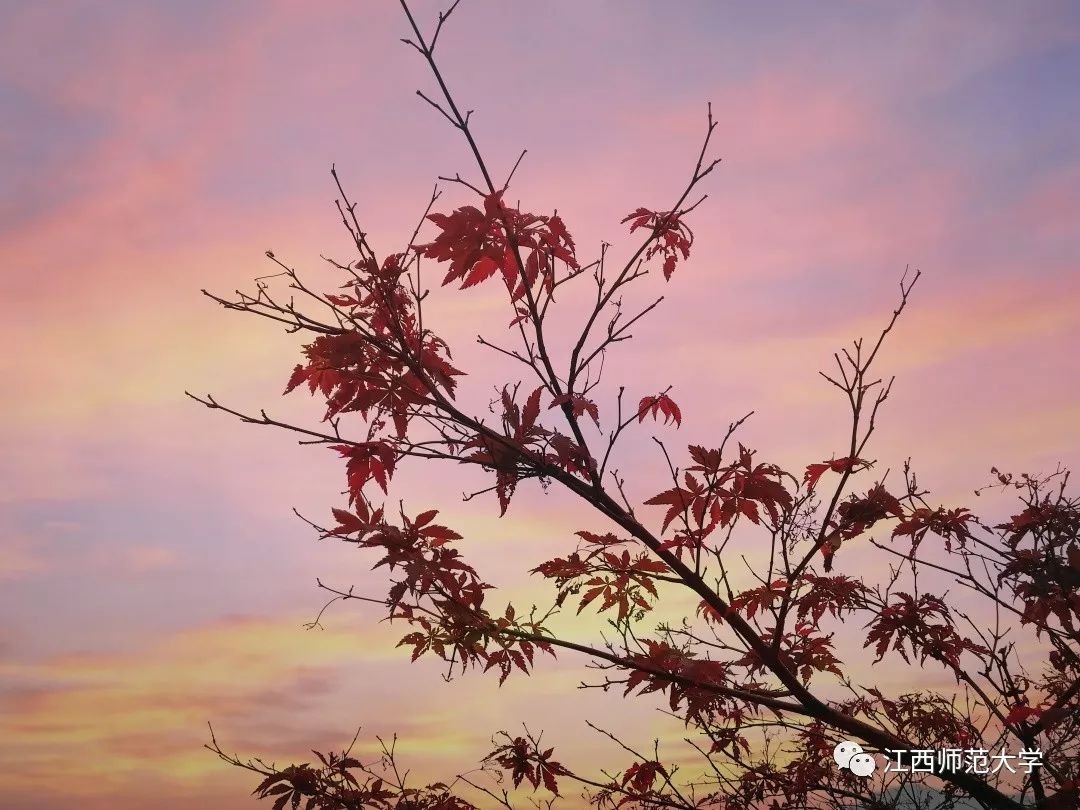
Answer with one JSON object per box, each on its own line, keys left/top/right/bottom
{"left": 333, "top": 442, "right": 397, "bottom": 499}
{"left": 730, "top": 579, "right": 788, "bottom": 621}
{"left": 621, "top": 207, "right": 693, "bottom": 280}
{"left": 803, "top": 457, "right": 871, "bottom": 492}
{"left": 643, "top": 485, "right": 695, "bottom": 533}
{"left": 417, "top": 192, "right": 579, "bottom": 300}
{"left": 549, "top": 393, "right": 600, "bottom": 426}
{"left": 893, "top": 506, "right": 976, "bottom": 551}
{"left": 485, "top": 736, "right": 569, "bottom": 795}
{"left": 637, "top": 393, "right": 682, "bottom": 427}
{"left": 1004, "top": 703, "right": 1043, "bottom": 725}
{"left": 622, "top": 760, "right": 668, "bottom": 793}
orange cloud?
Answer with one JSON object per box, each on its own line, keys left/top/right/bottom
{"left": 0, "top": 603, "right": 729, "bottom": 809}
{"left": 0, "top": 613, "right": 459, "bottom": 804}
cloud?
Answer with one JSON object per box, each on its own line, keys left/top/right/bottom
{"left": 2, "top": 3, "right": 1078, "bottom": 808}
{"left": 0, "top": 535, "right": 48, "bottom": 580}
{"left": 120, "top": 546, "right": 180, "bottom": 574}
{"left": 0, "top": 604, "right": 716, "bottom": 809}
{"left": 0, "top": 612, "right": 434, "bottom": 802}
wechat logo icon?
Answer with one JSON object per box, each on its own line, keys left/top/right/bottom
{"left": 834, "top": 741, "right": 877, "bottom": 778}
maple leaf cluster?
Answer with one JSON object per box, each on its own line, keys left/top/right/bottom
{"left": 244, "top": 746, "right": 479, "bottom": 810}
{"left": 636, "top": 392, "right": 682, "bottom": 427}
{"left": 772, "top": 723, "right": 844, "bottom": 806}
{"left": 645, "top": 445, "right": 793, "bottom": 548}
{"left": 856, "top": 688, "right": 980, "bottom": 751}
{"left": 819, "top": 483, "right": 904, "bottom": 571}
{"left": 326, "top": 502, "right": 554, "bottom": 686}
{"left": 531, "top": 532, "right": 670, "bottom": 623}
{"left": 621, "top": 207, "right": 693, "bottom": 280}
{"left": 417, "top": 191, "right": 578, "bottom": 300}
{"left": 865, "top": 592, "right": 989, "bottom": 669}
{"left": 793, "top": 573, "right": 866, "bottom": 624}
{"left": 622, "top": 639, "right": 736, "bottom": 720}
{"left": 728, "top": 578, "right": 789, "bottom": 621}
{"left": 281, "top": 252, "right": 467, "bottom": 506}
{"left": 996, "top": 495, "right": 1080, "bottom": 630}
{"left": 285, "top": 255, "right": 464, "bottom": 432}
{"left": 460, "top": 385, "right": 598, "bottom": 514}
{"left": 719, "top": 575, "right": 868, "bottom": 684}
{"left": 734, "top": 623, "right": 844, "bottom": 683}
{"left": 892, "top": 504, "right": 977, "bottom": 551}
{"left": 589, "top": 758, "right": 675, "bottom": 809}
{"left": 483, "top": 733, "right": 570, "bottom": 796}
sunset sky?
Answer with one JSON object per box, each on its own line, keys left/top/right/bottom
{"left": 2, "top": 1, "right": 1079, "bottom": 807}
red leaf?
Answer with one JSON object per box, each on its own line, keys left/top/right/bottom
{"left": 1005, "top": 704, "right": 1043, "bottom": 725}
{"left": 662, "top": 255, "right": 676, "bottom": 280}
{"left": 576, "top": 530, "right": 627, "bottom": 547}
{"left": 330, "top": 508, "right": 365, "bottom": 535}
{"left": 803, "top": 457, "right": 870, "bottom": 491}
{"left": 413, "top": 509, "right": 438, "bottom": 528}
{"left": 637, "top": 393, "right": 681, "bottom": 427}
{"left": 421, "top": 525, "right": 463, "bottom": 543}
{"left": 284, "top": 364, "right": 308, "bottom": 394}
{"left": 522, "top": 387, "right": 543, "bottom": 430}
{"left": 643, "top": 486, "right": 693, "bottom": 533}
{"left": 621, "top": 207, "right": 693, "bottom": 280}
{"left": 622, "top": 760, "right": 668, "bottom": 793}
{"left": 532, "top": 553, "right": 589, "bottom": 581}
{"left": 418, "top": 193, "right": 578, "bottom": 297}
{"left": 462, "top": 256, "right": 500, "bottom": 288}
{"left": 549, "top": 393, "right": 600, "bottom": 426}
{"left": 333, "top": 442, "right": 397, "bottom": 500}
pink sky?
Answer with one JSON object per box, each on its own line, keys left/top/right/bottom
{"left": 2, "top": 1, "right": 1078, "bottom": 807}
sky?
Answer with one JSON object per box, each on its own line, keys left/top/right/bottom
{"left": 1, "top": 1, "right": 1078, "bottom": 807}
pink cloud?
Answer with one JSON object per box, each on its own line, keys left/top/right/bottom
{"left": 0, "top": 536, "right": 48, "bottom": 580}
{"left": 2, "top": 3, "right": 1077, "bottom": 808}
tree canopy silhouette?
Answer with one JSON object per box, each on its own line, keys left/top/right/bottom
{"left": 191, "top": 3, "right": 1080, "bottom": 808}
